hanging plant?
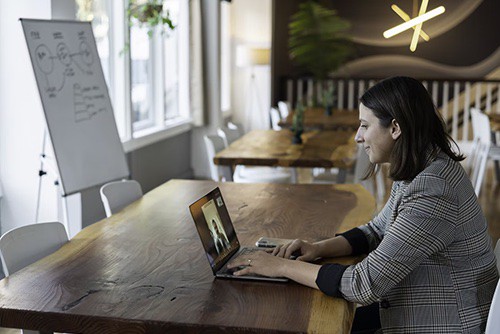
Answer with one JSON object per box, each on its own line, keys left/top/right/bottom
{"left": 123, "top": 0, "right": 176, "bottom": 53}
{"left": 128, "top": 0, "right": 175, "bottom": 37}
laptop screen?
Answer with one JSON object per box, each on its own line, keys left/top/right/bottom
{"left": 189, "top": 187, "right": 240, "bottom": 273}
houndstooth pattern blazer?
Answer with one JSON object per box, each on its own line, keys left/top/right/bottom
{"left": 340, "top": 152, "right": 499, "bottom": 333}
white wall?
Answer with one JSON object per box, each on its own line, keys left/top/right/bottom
{"left": 0, "top": 1, "right": 75, "bottom": 234}
{"left": 230, "top": 0, "right": 272, "bottom": 131}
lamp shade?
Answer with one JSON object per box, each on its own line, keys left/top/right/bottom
{"left": 236, "top": 46, "right": 270, "bottom": 67}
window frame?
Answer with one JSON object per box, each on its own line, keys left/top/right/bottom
{"left": 220, "top": 1, "right": 231, "bottom": 118}
{"left": 91, "top": 0, "right": 192, "bottom": 153}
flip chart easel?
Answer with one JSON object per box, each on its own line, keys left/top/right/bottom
{"left": 21, "top": 19, "right": 129, "bottom": 235}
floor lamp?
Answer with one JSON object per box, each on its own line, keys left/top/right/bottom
{"left": 236, "top": 45, "right": 270, "bottom": 131}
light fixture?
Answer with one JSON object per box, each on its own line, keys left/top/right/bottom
{"left": 236, "top": 45, "right": 271, "bottom": 131}
{"left": 391, "top": 4, "right": 430, "bottom": 42}
{"left": 236, "top": 46, "right": 270, "bottom": 68}
{"left": 383, "top": 1, "right": 445, "bottom": 52}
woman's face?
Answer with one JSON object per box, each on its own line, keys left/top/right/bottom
{"left": 355, "top": 103, "right": 400, "bottom": 164}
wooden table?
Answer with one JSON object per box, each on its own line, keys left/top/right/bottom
{"left": 488, "top": 113, "right": 500, "bottom": 132}
{"left": 279, "top": 107, "right": 359, "bottom": 131}
{"left": 0, "top": 179, "right": 375, "bottom": 334}
{"left": 214, "top": 129, "right": 358, "bottom": 183}
{"left": 214, "top": 129, "right": 357, "bottom": 169}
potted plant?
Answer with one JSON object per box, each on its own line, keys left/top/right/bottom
{"left": 288, "top": 1, "right": 352, "bottom": 112}
{"left": 321, "top": 84, "right": 335, "bottom": 116}
{"left": 292, "top": 100, "right": 305, "bottom": 144}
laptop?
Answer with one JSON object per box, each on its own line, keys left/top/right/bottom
{"left": 189, "top": 187, "right": 288, "bottom": 282}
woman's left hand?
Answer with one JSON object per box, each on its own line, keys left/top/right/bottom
{"left": 227, "top": 250, "right": 288, "bottom": 278}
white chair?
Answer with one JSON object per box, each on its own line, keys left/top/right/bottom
{"left": 456, "top": 108, "right": 483, "bottom": 159}
{"left": 233, "top": 165, "right": 293, "bottom": 184}
{"left": 217, "top": 127, "right": 241, "bottom": 147}
{"left": 100, "top": 180, "right": 143, "bottom": 218}
{"left": 469, "top": 109, "right": 492, "bottom": 196}
{"left": 0, "top": 222, "right": 68, "bottom": 277}
{"left": 485, "top": 239, "right": 500, "bottom": 334}
{"left": 277, "top": 101, "right": 290, "bottom": 119}
{"left": 204, "top": 134, "right": 292, "bottom": 184}
{"left": 204, "top": 135, "right": 234, "bottom": 182}
{"left": 270, "top": 107, "right": 282, "bottom": 130}
{"left": 0, "top": 222, "right": 68, "bottom": 334}
{"left": 313, "top": 145, "right": 386, "bottom": 202}
{"left": 227, "top": 121, "right": 245, "bottom": 136}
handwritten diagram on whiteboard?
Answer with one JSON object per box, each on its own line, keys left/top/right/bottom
{"left": 33, "top": 33, "right": 107, "bottom": 122}
{"left": 21, "top": 19, "right": 129, "bottom": 195}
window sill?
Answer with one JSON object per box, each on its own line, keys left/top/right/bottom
{"left": 122, "top": 118, "right": 192, "bottom": 153}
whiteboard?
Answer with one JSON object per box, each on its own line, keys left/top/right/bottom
{"left": 21, "top": 19, "right": 129, "bottom": 196}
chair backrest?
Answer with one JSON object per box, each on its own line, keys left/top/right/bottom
{"left": 0, "top": 222, "right": 68, "bottom": 277}
{"left": 351, "top": 145, "right": 387, "bottom": 202}
{"left": 353, "top": 145, "right": 370, "bottom": 184}
{"left": 270, "top": 107, "right": 282, "bottom": 130}
{"left": 277, "top": 101, "right": 290, "bottom": 119}
{"left": 227, "top": 121, "right": 245, "bottom": 136}
{"left": 217, "top": 127, "right": 241, "bottom": 147}
{"left": 461, "top": 108, "right": 482, "bottom": 172}
{"left": 353, "top": 145, "right": 381, "bottom": 197}
{"left": 100, "top": 180, "right": 143, "bottom": 218}
{"left": 470, "top": 108, "right": 483, "bottom": 142}
{"left": 469, "top": 109, "right": 491, "bottom": 196}
{"left": 485, "top": 239, "right": 500, "bottom": 334}
{"left": 203, "top": 135, "right": 233, "bottom": 182}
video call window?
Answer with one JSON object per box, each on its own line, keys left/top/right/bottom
{"left": 201, "top": 198, "right": 231, "bottom": 261}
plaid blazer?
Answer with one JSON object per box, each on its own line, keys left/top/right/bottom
{"left": 340, "top": 152, "right": 499, "bottom": 333}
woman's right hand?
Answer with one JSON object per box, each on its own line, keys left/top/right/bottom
{"left": 272, "top": 239, "right": 320, "bottom": 262}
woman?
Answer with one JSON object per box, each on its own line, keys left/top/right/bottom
{"left": 228, "top": 76, "right": 499, "bottom": 333}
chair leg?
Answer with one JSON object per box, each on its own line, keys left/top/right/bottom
{"left": 337, "top": 169, "right": 347, "bottom": 183}
{"left": 218, "top": 166, "right": 234, "bottom": 182}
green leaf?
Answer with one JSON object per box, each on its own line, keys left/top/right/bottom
{"left": 288, "top": 1, "right": 352, "bottom": 79}
{"left": 123, "top": 0, "right": 177, "bottom": 55}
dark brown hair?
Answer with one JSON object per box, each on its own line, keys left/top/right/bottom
{"left": 360, "top": 76, "right": 464, "bottom": 181}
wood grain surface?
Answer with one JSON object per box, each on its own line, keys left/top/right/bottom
{"left": 0, "top": 180, "right": 375, "bottom": 333}
{"left": 214, "top": 130, "right": 358, "bottom": 169}
{"left": 279, "top": 108, "right": 360, "bottom": 131}
{"left": 488, "top": 113, "right": 500, "bottom": 132}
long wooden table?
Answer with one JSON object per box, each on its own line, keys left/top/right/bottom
{"left": 0, "top": 179, "right": 375, "bottom": 333}
{"left": 488, "top": 113, "right": 500, "bottom": 132}
{"left": 214, "top": 129, "right": 358, "bottom": 183}
{"left": 279, "top": 107, "right": 359, "bottom": 131}
{"left": 214, "top": 129, "right": 357, "bottom": 169}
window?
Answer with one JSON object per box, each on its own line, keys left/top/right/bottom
{"left": 130, "top": 26, "right": 153, "bottom": 130}
{"left": 90, "top": 1, "right": 111, "bottom": 84}
{"left": 77, "top": 0, "right": 191, "bottom": 150}
{"left": 163, "top": 0, "right": 180, "bottom": 121}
